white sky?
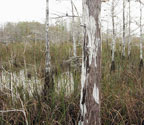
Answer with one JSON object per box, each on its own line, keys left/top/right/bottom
{"left": 0, "top": 0, "right": 82, "bottom": 25}
{"left": 0, "top": 0, "right": 142, "bottom": 36}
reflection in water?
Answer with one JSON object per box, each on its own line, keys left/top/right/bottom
{"left": 0, "top": 70, "right": 74, "bottom": 99}
{"left": 55, "top": 71, "right": 74, "bottom": 96}
{"left": 0, "top": 69, "right": 42, "bottom": 99}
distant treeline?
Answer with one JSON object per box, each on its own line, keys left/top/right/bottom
{"left": 0, "top": 21, "right": 75, "bottom": 43}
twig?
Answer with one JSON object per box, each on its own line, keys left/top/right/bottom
{"left": 0, "top": 109, "right": 23, "bottom": 113}
{"left": 19, "top": 96, "right": 28, "bottom": 125}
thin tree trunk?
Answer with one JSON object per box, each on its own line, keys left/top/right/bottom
{"left": 44, "top": 0, "right": 53, "bottom": 98}
{"left": 139, "top": 1, "right": 143, "bottom": 71}
{"left": 79, "top": 0, "right": 101, "bottom": 124}
{"left": 122, "top": 0, "right": 126, "bottom": 58}
{"left": 106, "top": 20, "right": 109, "bottom": 49}
{"left": 45, "top": 0, "right": 51, "bottom": 74}
{"left": 0, "top": 56, "right": 1, "bottom": 89}
{"left": 71, "top": 0, "right": 77, "bottom": 57}
{"left": 128, "top": 0, "right": 131, "bottom": 57}
{"left": 111, "top": 0, "right": 115, "bottom": 71}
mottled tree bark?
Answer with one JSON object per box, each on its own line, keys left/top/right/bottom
{"left": 106, "top": 20, "right": 109, "bottom": 49}
{"left": 45, "top": 0, "right": 51, "bottom": 74}
{"left": 44, "top": 0, "right": 53, "bottom": 98}
{"left": 111, "top": 0, "right": 115, "bottom": 71}
{"left": 71, "top": 0, "right": 77, "bottom": 57}
{"left": 0, "top": 56, "right": 1, "bottom": 89}
{"left": 139, "top": 1, "right": 143, "bottom": 71}
{"left": 128, "top": 0, "right": 131, "bottom": 57}
{"left": 122, "top": 0, "right": 126, "bottom": 58}
{"left": 80, "top": 0, "right": 101, "bottom": 124}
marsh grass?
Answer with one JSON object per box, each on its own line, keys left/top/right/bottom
{"left": 0, "top": 40, "right": 144, "bottom": 124}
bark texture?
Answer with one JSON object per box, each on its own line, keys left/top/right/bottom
{"left": 44, "top": 0, "right": 53, "bottom": 99}
{"left": 80, "top": 0, "right": 101, "bottom": 124}
{"left": 122, "top": 0, "right": 126, "bottom": 58}
{"left": 45, "top": 0, "right": 51, "bottom": 74}
{"left": 128, "top": 0, "right": 131, "bottom": 57}
{"left": 111, "top": 0, "right": 115, "bottom": 71}
{"left": 71, "top": 0, "right": 77, "bottom": 57}
{"left": 139, "top": 1, "right": 143, "bottom": 71}
{"left": 140, "top": 1, "right": 143, "bottom": 61}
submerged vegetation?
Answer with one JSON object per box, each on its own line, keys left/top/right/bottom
{"left": 0, "top": 39, "right": 144, "bottom": 124}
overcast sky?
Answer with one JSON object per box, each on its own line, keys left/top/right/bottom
{"left": 0, "top": 0, "right": 82, "bottom": 25}
{"left": 0, "top": 0, "right": 142, "bottom": 36}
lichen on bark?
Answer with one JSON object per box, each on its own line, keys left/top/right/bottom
{"left": 80, "top": 0, "right": 101, "bottom": 124}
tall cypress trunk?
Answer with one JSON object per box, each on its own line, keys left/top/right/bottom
{"left": 45, "top": 0, "right": 51, "bottom": 73}
{"left": 0, "top": 56, "right": 2, "bottom": 90}
{"left": 122, "top": 0, "right": 126, "bottom": 58}
{"left": 44, "top": 0, "right": 53, "bottom": 98}
{"left": 71, "top": 0, "right": 77, "bottom": 57}
{"left": 106, "top": 20, "right": 109, "bottom": 49}
{"left": 79, "top": 0, "right": 101, "bottom": 124}
{"left": 111, "top": 0, "right": 115, "bottom": 71}
{"left": 128, "top": 0, "right": 131, "bottom": 57}
{"left": 139, "top": 1, "right": 143, "bottom": 71}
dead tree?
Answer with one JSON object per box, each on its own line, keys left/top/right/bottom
{"left": 139, "top": 0, "right": 143, "bottom": 71}
{"left": 44, "top": 0, "right": 53, "bottom": 99}
{"left": 71, "top": 0, "right": 77, "bottom": 57}
{"left": 106, "top": 19, "right": 109, "bottom": 49}
{"left": 111, "top": 0, "right": 116, "bottom": 71}
{"left": 128, "top": 0, "right": 131, "bottom": 57}
{"left": 79, "top": 0, "right": 101, "bottom": 124}
{"left": 122, "top": 0, "right": 126, "bottom": 58}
